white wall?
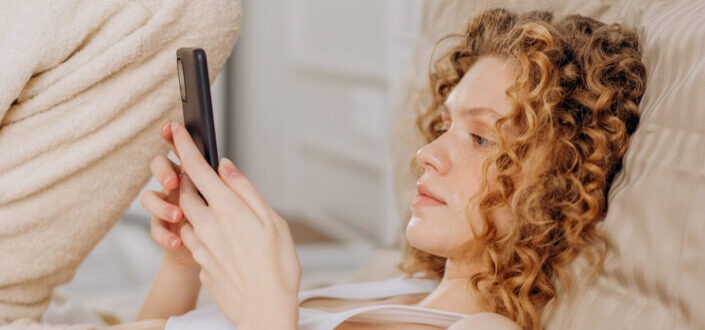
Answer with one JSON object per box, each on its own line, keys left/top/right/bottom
{"left": 228, "top": 0, "right": 422, "bottom": 246}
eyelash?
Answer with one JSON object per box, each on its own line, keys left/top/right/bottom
{"left": 435, "top": 125, "right": 496, "bottom": 148}
{"left": 471, "top": 133, "right": 496, "bottom": 147}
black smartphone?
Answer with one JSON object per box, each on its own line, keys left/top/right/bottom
{"left": 176, "top": 47, "right": 219, "bottom": 171}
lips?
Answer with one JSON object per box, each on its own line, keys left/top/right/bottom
{"left": 416, "top": 183, "right": 446, "bottom": 204}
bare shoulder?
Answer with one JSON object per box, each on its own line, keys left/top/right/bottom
{"left": 447, "top": 312, "right": 520, "bottom": 330}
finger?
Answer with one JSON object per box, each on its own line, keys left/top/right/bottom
{"left": 180, "top": 223, "right": 219, "bottom": 270}
{"left": 150, "top": 154, "right": 180, "bottom": 190}
{"left": 170, "top": 122, "right": 231, "bottom": 205}
{"left": 179, "top": 174, "right": 211, "bottom": 226}
{"left": 182, "top": 222, "right": 242, "bottom": 292}
{"left": 159, "top": 121, "right": 177, "bottom": 155}
{"left": 140, "top": 190, "right": 182, "bottom": 223}
{"left": 217, "top": 158, "right": 271, "bottom": 227}
{"left": 150, "top": 216, "right": 181, "bottom": 249}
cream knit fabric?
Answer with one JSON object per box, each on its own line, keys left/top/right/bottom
{"left": 0, "top": 0, "right": 241, "bottom": 328}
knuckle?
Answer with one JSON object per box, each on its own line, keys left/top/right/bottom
{"left": 162, "top": 206, "right": 175, "bottom": 221}
{"left": 154, "top": 155, "right": 171, "bottom": 175}
{"left": 150, "top": 156, "right": 161, "bottom": 173}
{"left": 270, "top": 216, "right": 291, "bottom": 235}
{"left": 210, "top": 203, "right": 228, "bottom": 215}
{"left": 145, "top": 195, "right": 162, "bottom": 215}
{"left": 275, "top": 215, "right": 289, "bottom": 231}
{"left": 141, "top": 191, "right": 159, "bottom": 212}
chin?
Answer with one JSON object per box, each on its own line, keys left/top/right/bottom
{"left": 405, "top": 214, "right": 458, "bottom": 258}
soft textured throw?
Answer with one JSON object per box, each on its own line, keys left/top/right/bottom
{"left": 0, "top": 0, "right": 241, "bottom": 328}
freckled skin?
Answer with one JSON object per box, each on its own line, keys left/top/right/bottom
{"left": 406, "top": 56, "right": 517, "bottom": 259}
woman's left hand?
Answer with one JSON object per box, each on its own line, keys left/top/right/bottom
{"left": 167, "top": 122, "right": 301, "bottom": 329}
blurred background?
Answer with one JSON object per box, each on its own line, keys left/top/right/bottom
{"left": 47, "top": 0, "right": 425, "bottom": 322}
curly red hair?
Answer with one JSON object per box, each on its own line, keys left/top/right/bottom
{"left": 398, "top": 7, "right": 647, "bottom": 329}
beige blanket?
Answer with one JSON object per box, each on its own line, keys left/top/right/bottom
{"left": 0, "top": 0, "right": 241, "bottom": 328}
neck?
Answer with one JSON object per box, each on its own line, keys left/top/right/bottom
{"left": 413, "top": 257, "right": 491, "bottom": 315}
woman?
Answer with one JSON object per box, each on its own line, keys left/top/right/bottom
{"left": 112, "top": 7, "right": 646, "bottom": 330}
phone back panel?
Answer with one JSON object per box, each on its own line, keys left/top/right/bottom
{"left": 176, "top": 48, "right": 219, "bottom": 170}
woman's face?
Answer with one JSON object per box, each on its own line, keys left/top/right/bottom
{"left": 406, "top": 56, "right": 517, "bottom": 259}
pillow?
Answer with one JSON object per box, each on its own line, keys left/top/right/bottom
{"left": 545, "top": 1, "right": 705, "bottom": 328}
{"left": 390, "top": 0, "right": 705, "bottom": 328}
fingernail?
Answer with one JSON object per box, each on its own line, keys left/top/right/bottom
{"left": 167, "top": 236, "right": 179, "bottom": 248}
{"left": 160, "top": 121, "right": 171, "bottom": 134}
{"left": 162, "top": 174, "right": 174, "bottom": 188}
{"left": 170, "top": 122, "right": 181, "bottom": 133}
{"left": 220, "top": 158, "right": 240, "bottom": 178}
{"left": 169, "top": 208, "right": 180, "bottom": 222}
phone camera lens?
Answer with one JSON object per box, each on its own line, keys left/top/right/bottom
{"left": 177, "top": 58, "right": 187, "bottom": 102}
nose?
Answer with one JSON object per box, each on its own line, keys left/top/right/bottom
{"left": 415, "top": 136, "right": 449, "bottom": 176}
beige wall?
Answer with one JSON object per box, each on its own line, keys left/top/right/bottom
{"left": 227, "top": 0, "right": 423, "bottom": 246}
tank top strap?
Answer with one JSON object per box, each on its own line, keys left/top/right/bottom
{"left": 297, "top": 276, "right": 439, "bottom": 304}
{"left": 299, "top": 304, "right": 471, "bottom": 329}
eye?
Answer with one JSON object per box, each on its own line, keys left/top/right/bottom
{"left": 471, "top": 133, "right": 496, "bottom": 147}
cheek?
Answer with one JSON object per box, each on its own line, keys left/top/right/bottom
{"left": 446, "top": 161, "right": 486, "bottom": 206}
{"left": 405, "top": 156, "right": 506, "bottom": 257}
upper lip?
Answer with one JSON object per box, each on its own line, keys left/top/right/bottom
{"left": 417, "top": 182, "right": 446, "bottom": 204}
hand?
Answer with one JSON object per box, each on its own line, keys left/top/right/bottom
{"left": 139, "top": 122, "right": 197, "bottom": 270}
{"left": 168, "top": 122, "right": 301, "bottom": 328}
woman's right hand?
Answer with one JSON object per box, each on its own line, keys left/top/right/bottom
{"left": 139, "top": 121, "right": 197, "bottom": 270}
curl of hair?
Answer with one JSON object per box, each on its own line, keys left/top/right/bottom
{"left": 397, "top": 7, "right": 647, "bottom": 330}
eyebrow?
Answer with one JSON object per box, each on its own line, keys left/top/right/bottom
{"left": 441, "top": 105, "right": 500, "bottom": 119}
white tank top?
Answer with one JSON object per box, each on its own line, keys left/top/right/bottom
{"left": 164, "top": 276, "right": 488, "bottom": 329}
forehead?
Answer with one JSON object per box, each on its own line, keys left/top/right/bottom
{"left": 443, "top": 56, "right": 516, "bottom": 118}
